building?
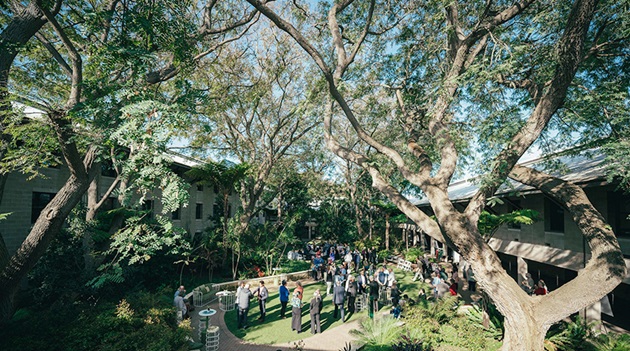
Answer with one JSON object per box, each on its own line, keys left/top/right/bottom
{"left": 413, "top": 152, "right": 630, "bottom": 330}
{"left": 0, "top": 151, "right": 241, "bottom": 257}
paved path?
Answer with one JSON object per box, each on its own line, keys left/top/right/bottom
{"left": 192, "top": 300, "right": 360, "bottom": 351}
{"left": 191, "top": 280, "right": 360, "bottom": 351}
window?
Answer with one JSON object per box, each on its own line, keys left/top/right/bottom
{"left": 196, "top": 203, "right": 203, "bottom": 220}
{"left": 609, "top": 191, "right": 630, "bottom": 238}
{"left": 507, "top": 200, "right": 522, "bottom": 230}
{"left": 32, "top": 192, "right": 56, "bottom": 223}
{"left": 197, "top": 184, "right": 203, "bottom": 192}
{"left": 172, "top": 207, "right": 181, "bottom": 220}
{"left": 544, "top": 198, "right": 564, "bottom": 233}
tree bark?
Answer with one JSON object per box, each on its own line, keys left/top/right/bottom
{"left": 0, "top": 0, "right": 48, "bottom": 215}
{"left": 0, "top": 1, "right": 53, "bottom": 325}
{"left": 0, "top": 146, "right": 99, "bottom": 323}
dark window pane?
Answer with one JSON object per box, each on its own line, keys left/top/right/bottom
{"left": 32, "top": 192, "right": 56, "bottom": 223}
{"left": 196, "top": 203, "right": 203, "bottom": 219}
{"left": 545, "top": 198, "right": 564, "bottom": 233}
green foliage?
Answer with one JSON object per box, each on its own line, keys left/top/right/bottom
{"left": 477, "top": 209, "right": 540, "bottom": 238}
{"left": 355, "top": 237, "right": 382, "bottom": 251}
{"left": 313, "top": 198, "right": 359, "bottom": 242}
{"left": 0, "top": 289, "right": 188, "bottom": 351}
{"left": 27, "top": 221, "right": 87, "bottom": 307}
{"left": 465, "top": 305, "right": 504, "bottom": 340}
{"left": 351, "top": 317, "right": 403, "bottom": 350}
{"left": 406, "top": 296, "right": 460, "bottom": 327}
{"left": 112, "top": 100, "right": 191, "bottom": 213}
{"left": 247, "top": 213, "right": 303, "bottom": 275}
{"left": 592, "top": 333, "right": 630, "bottom": 351}
{"left": 89, "top": 213, "right": 191, "bottom": 289}
{"left": 280, "top": 259, "right": 312, "bottom": 273}
{"left": 404, "top": 247, "right": 424, "bottom": 262}
{"left": 544, "top": 316, "right": 597, "bottom": 351}
{"left": 377, "top": 249, "right": 393, "bottom": 262}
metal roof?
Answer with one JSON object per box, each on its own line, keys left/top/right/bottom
{"left": 412, "top": 151, "right": 607, "bottom": 206}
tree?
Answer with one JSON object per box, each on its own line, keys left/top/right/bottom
{"left": 0, "top": 0, "right": 257, "bottom": 323}
{"left": 187, "top": 28, "right": 322, "bottom": 277}
{"left": 245, "top": 0, "right": 628, "bottom": 350}
{"left": 372, "top": 200, "right": 400, "bottom": 251}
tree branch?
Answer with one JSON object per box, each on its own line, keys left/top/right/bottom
{"left": 34, "top": 32, "right": 72, "bottom": 77}
{"left": 37, "top": 1, "right": 82, "bottom": 109}
{"left": 465, "top": 0, "right": 598, "bottom": 222}
{"left": 509, "top": 165, "right": 626, "bottom": 325}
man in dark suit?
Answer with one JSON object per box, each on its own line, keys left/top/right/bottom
{"left": 333, "top": 280, "right": 346, "bottom": 322}
{"left": 309, "top": 289, "right": 323, "bottom": 334}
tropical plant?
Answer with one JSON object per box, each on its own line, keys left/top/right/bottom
{"left": 466, "top": 305, "right": 504, "bottom": 340}
{"left": 405, "top": 248, "right": 424, "bottom": 263}
{"left": 592, "top": 332, "right": 630, "bottom": 351}
{"left": 377, "top": 249, "right": 393, "bottom": 262}
{"left": 477, "top": 209, "right": 540, "bottom": 241}
{"left": 351, "top": 316, "right": 403, "bottom": 350}
{"left": 544, "top": 316, "right": 597, "bottom": 351}
{"left": 392, "top": 332, "right": 432, "bottom": 351}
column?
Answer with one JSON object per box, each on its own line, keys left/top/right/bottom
{"left": 516, "top": 256, "right": 528, "bottom": 285}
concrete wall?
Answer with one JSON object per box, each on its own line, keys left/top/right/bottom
{"left": 492, "top": 185, "right": 630, "bottom": 258}
{"left": 0, "top": 164, "right": 240, "bottom": 256}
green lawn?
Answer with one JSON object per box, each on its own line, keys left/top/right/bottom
{"left": 224, "top": 267, "right": 430, "bottom": 345}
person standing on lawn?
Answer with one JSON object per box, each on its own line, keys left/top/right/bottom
{"left": 368, "top": 275, "right": 380, "bottom": 319}
{"left": 279, "top": 280, "right": 290, "bottom": 318}
{"left": 237, "top": 283, "right": 253, "bottom": 329}
{"left": 253, "top": 280, "right": 268, "bottom": 322}
{"left": 333, "top": 280, "right": 346, "bottom": 322}
{"left": 291, "top": 291, "right": 303, "bottom": 333}
{"left": 309, "top": 289, "right": 323, "bottom": 334}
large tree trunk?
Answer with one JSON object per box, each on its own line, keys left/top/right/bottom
{"left": 0, "top": 1, "right": 57, "bottom": 325}
{"left": 0, "top": 146, "right": 99, "bottom": 323}
{"left": 418, "top": 168, "right": 625, "bottom": 351}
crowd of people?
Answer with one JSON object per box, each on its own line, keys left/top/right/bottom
{"left": 176, "top": 241, "right": 550, "bottom": 335}
{"left": 231, "top": 242, "right": 397, "bottom": 334}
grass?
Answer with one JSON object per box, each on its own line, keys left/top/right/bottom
{"left": 223, "top": 266, "right": 431, "bottom": 345}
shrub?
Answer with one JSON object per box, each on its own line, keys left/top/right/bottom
{"left": 592, "top": 333, "right": 630, "bottom": 351}
{"left": 544, "top": 316, "right": 597, "bottom": 351}
{"left": 377, "top": 249, "right": 392, "bottom": 262}
{"left": 466, "top": 304, "right": 504, "bottom": 340}
{"left": 351, "top": 316, "right": 403, "bottom": 350}
{"left": 404, "top": 248, "right": 424, "bottom": 263}
{"left": 0, "top": 289, "right": 188, "bottom": 351}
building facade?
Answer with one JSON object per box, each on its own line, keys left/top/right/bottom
{"left": 0, "top": 153, "right": 240, "bottom": 257}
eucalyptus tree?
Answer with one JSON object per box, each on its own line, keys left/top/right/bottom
{"left": 245, "top": 0, "right": 629, "bottom": 350}
{"left": 0, "top": 0, "right": 257, "bottom": 323}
